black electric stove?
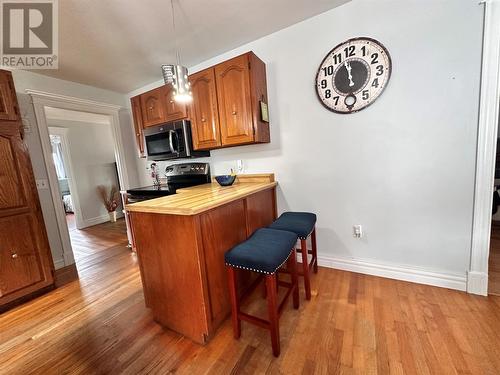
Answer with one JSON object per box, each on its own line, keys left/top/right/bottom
{"left": 126, "top": 162, "right": 210, "bottom": 203}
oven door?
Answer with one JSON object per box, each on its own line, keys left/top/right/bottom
{"left": 144, "top": 123, "right": 186, "bottom": 160}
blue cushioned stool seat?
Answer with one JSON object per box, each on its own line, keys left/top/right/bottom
{"left": 269, "top": 212, "right": 317, "bottom": 239}
{"left": 225, "top": 228, "right": 298, "bottom": 275}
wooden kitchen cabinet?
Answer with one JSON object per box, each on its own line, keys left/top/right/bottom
{"left": 189, "top": 68, "right": 221, "bottom": 150}
{"left": 127, "top": 174, "right": 277, "bottom": 344}
{"left": 0, "top": 215, "right": 46, "bottom": 297}
{"left": 215, "top": 54, "right": 255, "bottom": 146}
{"left": 163, "top": 85, "right": 188, "bottom": 122}
{"left": 138, "top": 85, "right": 188, "bottom": 128}
{"left": 189, "top": 52, "right": 270, "bottom": 150}
{"left": 0, "top": 70, "right": 19, "bottom": 121}
{"left": 139, "top": 86, "right": 165, "bottom": 127}
{"left": 130, "top": 51, "right": 270, "bottom": 154}
{"left": 130, "top": 95, "right": 145, "bottom": 157}
{"left": 0, "top": 70, "right": 54, "bottom": 310}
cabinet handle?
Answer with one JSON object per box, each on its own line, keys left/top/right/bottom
{"left": 201, "top": 117, "right": 206, "bottom": 122}
{"left": 11, "top": 253, "right": 18, "bottom": 259}
{"left": 232, "top": 111, "right": 237, "bottom": 115}
{"left": 170, "top": 100, "right": 174, "bottom": 104}
{"left": 136, "top": 133, "right": 140, "bottom": 136}
{"left": 149, "top": 106, "right": 153, "bottom": 110}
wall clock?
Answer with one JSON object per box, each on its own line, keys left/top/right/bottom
{"left": 315, "top": 37, "right": 392, "bottom": 114}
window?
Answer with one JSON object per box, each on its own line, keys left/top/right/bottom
{"left": 50, "top": 134, "right": 67, "bottom": 179}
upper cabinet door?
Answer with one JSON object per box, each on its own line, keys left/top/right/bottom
{"left": 163, "top": 85, "right": 188, "bottom": 123}
{"left": 215, "top": 54, "right": 254, "bottom": 146}
{"left": 130, "top": 96, "right": 145, "bottom": 158}
{"left": 0, "top": 71, "right": 19, "bottom": 121}
{"left": 140, "top": 86, "right": 166, "bottom": 127}
{"left": 189, "top": 69, "right": 221, "bottom": 150}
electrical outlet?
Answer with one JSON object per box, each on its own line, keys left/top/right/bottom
{"left": 353, "top": 225, "right": 363, "bottom": 238}
{"left": 237, "top": 159, "right": 244, "bottom": 173}
{"left": 36, "top": 179, "right": 49, "bottom": 190}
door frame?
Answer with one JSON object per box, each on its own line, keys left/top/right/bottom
{"left": 48, "top": 126, "right": 86, "bottom": 229}
{"left": 469, "top": 0, "right": 500, "bottom": 295}
{"left": 27, "top": 89, "right": 129, "bottom": 267}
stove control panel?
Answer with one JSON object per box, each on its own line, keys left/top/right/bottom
{"left": 165, "top": 162, "right": 210, "bottom": 177}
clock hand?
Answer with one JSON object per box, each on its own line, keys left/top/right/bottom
{"left": 345, "top": 61, "right": 355, "bottom": 87}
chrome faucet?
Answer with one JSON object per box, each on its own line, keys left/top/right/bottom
{"left": 150, "top": 163, "right": 161, "bottom": 187}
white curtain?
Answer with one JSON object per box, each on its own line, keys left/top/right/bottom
{"left": 50, "top": 135, "right": 67, "bottom": 179}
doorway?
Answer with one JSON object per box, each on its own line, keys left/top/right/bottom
{"left": 47, "top": 114, "right": 124, "bottom": 262}
{"left": 469, "top": 1, "right": 500, "bottom": 296}
{"left": 489, "top": 131, "right": 500, "bottom": 296}
{"left": 28, "top": 90, "right": 130, "bottom": 267}
{"left": 48, "top": 129, "right": 76, "bottom": 227}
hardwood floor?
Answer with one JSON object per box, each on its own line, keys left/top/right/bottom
{"left": 68, "top": 217, "right": 128, "bottom": 262}
{"left": 2, "top": 221, "right": 500, "bottom": 374}
{"left": 489, "top": 222, "right": 500, "bottom": 296}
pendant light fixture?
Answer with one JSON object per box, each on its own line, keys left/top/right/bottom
{"left": 161, "top": 0, "right": 192, "bottom": 103}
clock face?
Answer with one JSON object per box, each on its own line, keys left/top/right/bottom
{"left": 315, "top": 37, "right": 392, "bottom": 114}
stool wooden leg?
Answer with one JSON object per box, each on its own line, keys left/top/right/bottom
{"left": 288, "top": 250, "right": 299, "bottom": 309}
{"left": 311, "top": 227, "right": 318, "bottom": 274}
{"left": 300, "top": 239, "right": 312, "bottom": 300}
{"left": 227, "top": 267, "right": 241, "bottom": 339}
{"left": 276, "top": 270, "right": 279, "bottom": 292}
{"left": 266, "top": 274, "right": 280, "bottom": 357}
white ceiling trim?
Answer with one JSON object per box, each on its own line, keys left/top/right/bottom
{"left": 25, "top": 89, "right": 123, "bottom": 111}
{"left": 45, "top": 107, "right": 111, "bottom": 125}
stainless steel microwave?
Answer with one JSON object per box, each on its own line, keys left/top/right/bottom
{"left": 143, "top": 120, "right": 210, "bottom": 161}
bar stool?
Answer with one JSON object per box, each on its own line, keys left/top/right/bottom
{"left": 225, "top": 228, "right": 300, "bottom": 357}
{"left": 269, "top": 212, "right": 317, "bottom": 300}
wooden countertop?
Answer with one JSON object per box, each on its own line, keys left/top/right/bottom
{"left": 126, "top": 174, "right": 276, "bottom": 216}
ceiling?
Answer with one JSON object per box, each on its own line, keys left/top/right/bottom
{"left": 35, "top": 0, "right": 349, "bottom": 93}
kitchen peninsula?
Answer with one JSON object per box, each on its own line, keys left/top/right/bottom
{"left": 126, "top": 174, "right": 277, "bottom": 343}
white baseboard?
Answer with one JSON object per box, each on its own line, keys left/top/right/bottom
{"left": 79, "top": 211, "right": 124, "bottom": 229}
{"left": 53, "top": 257, "right": 66, "bottom": 270}
{"left": 466, "top": 271, "right": 488, "bottom": 296}
{"left": 316, "top": 254, "right": 467, "bottom": 291}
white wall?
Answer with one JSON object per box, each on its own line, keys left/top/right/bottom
{"left": 49, "top": 119, "right": 121, "bottom": 228}
{"left": 12, "top": 70, "right": 140, "bottom": 269}
{"left": 128, "top": 0, "right": 484, "bottom": 289}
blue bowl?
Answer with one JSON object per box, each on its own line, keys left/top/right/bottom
{"left": 215, "top": 175, "right": 237, "bottom": 186}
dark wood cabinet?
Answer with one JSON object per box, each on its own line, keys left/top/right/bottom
{"left": 0, "top": 215, "right": 45, "bottom": 297}
{"left": 0, "top": 71, "right": 19, "bottom": 121}
{"left": 0, "top": 69, "right": 54, "bottom": 309}
{"left": 189, "top": 69, "right": 221, "bottom": 150}
{"left": 130, "top": 96, "right": 145, "bottom": 158}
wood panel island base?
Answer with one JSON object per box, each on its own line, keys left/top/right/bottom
{"left": 126, "top": 174, "right": 277, "bottom": 344}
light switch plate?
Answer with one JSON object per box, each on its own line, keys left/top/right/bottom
{"left": 353, "top": 224, "right": 363, "bottom": 238}
{"left": 22, "top": 117, "right": 31, "bottom": 134}
{"left": 36, "top": 179, "right": 49, "bottom": 189}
